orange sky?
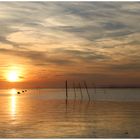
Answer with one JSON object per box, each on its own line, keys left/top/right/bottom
{"left": 0, "top": 2, "right": 140, "bottom": 88}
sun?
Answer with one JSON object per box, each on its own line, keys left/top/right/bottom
{"left": 7, "top": 70, "right": 19, "bottom": 82}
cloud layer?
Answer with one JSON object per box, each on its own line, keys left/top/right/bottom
{"left": 0, "top": 2, "right": 140, "bottom": 86}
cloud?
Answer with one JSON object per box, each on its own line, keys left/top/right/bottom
{"left": 0, "top": 48, "right": 74, "bottom": 66}
{"left": 0, "top": 36, "right": 20, "bottom": 48}
{"left": 54, "top": 48, "right": 110, "bottom": 62}
{"left": 0, "top": 2, "right": 140, "bottom": 46}
{"left": 102, "top": 22, "right": 127, "bottom": 30}
{"left": 0, "top": 2, "right": 140, "bottom": 86}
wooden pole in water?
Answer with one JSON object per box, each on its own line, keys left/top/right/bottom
{"left": 84, "top": 81, "right": 90, "bottom": 101}
{"left": 73, "top": 82, "right": 76, "bottom": 99}
{"left": 66, "top": 80, "right": 68, "bottom": 100}
{"left": 79, "top": 83, "right": 83, "bottom": 100}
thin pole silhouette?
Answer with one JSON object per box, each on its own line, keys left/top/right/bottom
{"left": 65, "top": 99, "right": 68, "bottom": 114}
{"left": 73, "top": 82, "right": 76, "bottom": 99}
{"left": 66, "top": 80, "right": 68, "bottom": 100}
{"left": 84, "top": 81, "right": 90, "bottom": 101}
{"left": 79, "top": 83, "right": 83, "bottom": 100}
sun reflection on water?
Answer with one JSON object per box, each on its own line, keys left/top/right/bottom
{"left": 10, "top": 89, "right": 17, "bottom": 118}
{"left": 11, "top": 88, "right": 17, "bottom": 95}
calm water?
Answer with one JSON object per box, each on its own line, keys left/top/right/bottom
{"left": 0, "top": 88, "right": 140, "bottom": 138}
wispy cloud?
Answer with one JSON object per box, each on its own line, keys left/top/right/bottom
{"left": 0, "top": 2, "right": 140, "bottom": 86}
{"left": 0, "top": 48, "right": 74, "bottom": 66}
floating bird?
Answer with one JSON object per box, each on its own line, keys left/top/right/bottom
{"left": 17, "top": 91, "right": 21, "bottom": 94}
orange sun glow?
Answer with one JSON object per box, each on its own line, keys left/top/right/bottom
{"left": 7, "top": 70, "right": 19, "bottom": 82}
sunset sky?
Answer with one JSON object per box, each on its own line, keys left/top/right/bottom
{"left": 0, "top": 2, "right": 140, "bottom": 88}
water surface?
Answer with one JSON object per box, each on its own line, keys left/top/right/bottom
{"left": 0, "top": 88, "right": 140, "bottom": 138}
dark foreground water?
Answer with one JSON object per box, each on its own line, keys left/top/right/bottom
{"left": 0, "top": 88, "right": 140, "bottom": 138}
